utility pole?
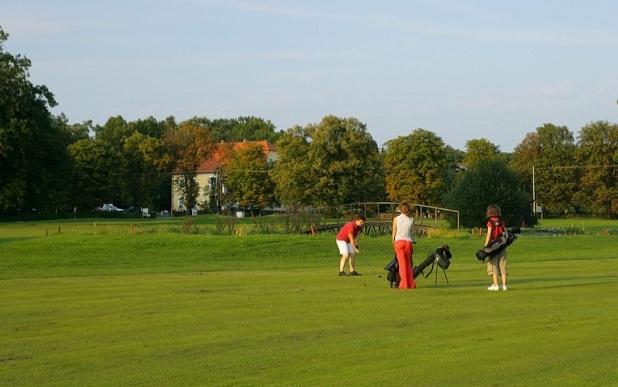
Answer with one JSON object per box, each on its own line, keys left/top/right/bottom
{"left": 532, "top": 165, "right": 536, "bottom": 215}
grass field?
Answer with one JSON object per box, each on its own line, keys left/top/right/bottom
{"left": 1, "top": 218, "right": 617, "bottom": 386}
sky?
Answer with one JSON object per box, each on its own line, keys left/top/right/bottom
{"left": 2, "top": 0, "right": 617, "bottom": 151}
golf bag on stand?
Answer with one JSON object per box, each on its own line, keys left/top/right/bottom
{"left": 384, "top": 245, "right": 452, "bottom": 287}
{"left": 384, "top": 258, "right": 400, "bottom": 288}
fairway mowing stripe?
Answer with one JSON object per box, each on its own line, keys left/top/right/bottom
{"left": 1, "top": 227, "right": 617, "bottom": 385}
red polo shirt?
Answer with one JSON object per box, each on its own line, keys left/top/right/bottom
{"left": 336, "top": 221, "right": 362, "bottom": 243}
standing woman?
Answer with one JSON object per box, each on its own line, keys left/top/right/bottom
{"left": 392, "top": 202, "right": 416, "bottom": 289}
{"left": 484, "top": 204, "right": 508, "bottom": 291}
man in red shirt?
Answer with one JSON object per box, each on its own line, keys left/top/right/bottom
{"left": 336, "top": 214, "right": 366, "bottom": 276}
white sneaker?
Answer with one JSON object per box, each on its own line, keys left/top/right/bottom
{"left": 502, "top": 285, "right": 508, "bottom": 291}
{"left": 487, "top": 284, "right": 499, "bottom": 291}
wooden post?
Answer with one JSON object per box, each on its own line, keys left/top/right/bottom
{"left": 457, "top": 211, "right": 460, "bottom": 230}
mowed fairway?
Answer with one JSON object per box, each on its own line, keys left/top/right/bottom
{"left": 1, "top": 219, "right": 617, "bottom": 386}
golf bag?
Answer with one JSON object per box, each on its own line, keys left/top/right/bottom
{"left": 413, "top": 245, "right": 452, "bottom": 278}
{"left": 384, "top": 245, "right": 452, "bottom": 287}
{"left": 475, "top": 228, "right": 520, "bottom": 261}
{"left": 384, "top": 257, "right": 400, "bottom": 288}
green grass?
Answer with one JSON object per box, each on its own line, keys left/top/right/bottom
{"left": 1, "top": 220, "right": 617, "bottom": 386}
{"left": 536, "top": 217, "right": 618, "bottom": 235}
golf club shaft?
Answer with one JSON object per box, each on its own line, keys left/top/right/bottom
{"left": 357, "top": 251, "right": 379, "bottom": 275}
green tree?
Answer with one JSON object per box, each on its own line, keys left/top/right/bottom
{"left": 270, "top": 116, "right": 384, "bottom": 208}
{"left": 0, "top": 26, "right": 71, "bottom": 213}
{"left": 121, "top": 132, "right": 172, "bottom": 210}
{"left": 94, "top": 115, "right": 134, "bottom": 145}
{"left": 67, "top": 116, "right": 173, "bottom": 212}
{"left": 574, "top": 121, "right": 618, "bottom": 217}
{"left": 270, "top": 126, "right": 315, "bottom": 207}
{"left": 129, "top": 116, "right": 169, "bottom": 138}
{"left": 444, "top": 159, "right": 529, "bottom": 228}
{"left": 306, "top": 116, "right": 384, "bottom": 206}
{"left": 511, "top": 123, "right": 577, "bottom": 214}
{"left": 383, "top": 129, "right": 447, "bottom": 205}
{"left": 210, "top": 116, "right": 281, "bottom": 143}
{"left": 221, "top": 144, "right": 275, "bottom": 210}
{"left": 510, "top": 132, "right": 538, "bottom": 199}
{"left": 165, "top": 120, "right": 212, "bottom": 212}
{"left": 68, "top": 138, "right": 117, "bottom": 210}
{"left": 87, "top": 115, "right": 137, "bottom": 208}
{"left": 443, "top": 145, "right": 465, "bottom": 191}
{"left": 52, "top": 114, "right": 91, "bottom": 144}
{"left": 463, "top": 138, "right": 501, "bottom": 168}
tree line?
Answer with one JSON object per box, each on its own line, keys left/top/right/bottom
{"left": 1, "top": 26, "right": 616, "bottom": 225}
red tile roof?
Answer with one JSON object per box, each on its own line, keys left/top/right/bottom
{"left": 193, "top": 140, "right": 277, "bottom": 174}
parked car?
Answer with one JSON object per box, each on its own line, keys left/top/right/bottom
{"left": 97, "top": 203, "right": 124, "bottom": 212}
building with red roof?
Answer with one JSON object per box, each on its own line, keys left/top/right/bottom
{"left": 171, "top": 140, "right": 277, "bottom": 212}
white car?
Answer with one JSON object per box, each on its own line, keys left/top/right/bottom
{"left": 97, "top": 203, "right": 124, "bottom": 212}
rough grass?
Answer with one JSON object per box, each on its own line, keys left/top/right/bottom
{"left": 1, "top": 219, "right": 617, "bottom": 386}
{"left": 537, "top": 217, "right": 618, "bottom": 235}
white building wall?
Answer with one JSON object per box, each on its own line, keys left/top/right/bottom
{"left": 171, "top": 173, "right": 215, "bottom": 212}
{"left": 170, "top": 144, "right": 277, "bottom": 212}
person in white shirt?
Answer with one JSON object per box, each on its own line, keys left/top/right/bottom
{"left": 392, "top": 201, "right": 416, "bottom": 289}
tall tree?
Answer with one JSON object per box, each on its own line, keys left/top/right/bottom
{"left": 511, "top": 123, "right": 577, "bottom": 214}
{"left": 121, "top": 132, "right": 172, "bottom": 210}
{"left": 67, "top": 117, "right": 173, "bottom": 212}
{"left": 443, "top": 145, "right": 466, "bottom": 194}
{"left": 129, "top": 116, "right": 169, "bottom": 138}
{"left": 0, "top": 26, "right": 71, "bottom": 213}
{"left": 52, "top": 114, "right": 91, "bottom": 144}
{"left": 94, "top": 115, "right": 134, "bottom": 145}
{"left": 88, "top": 115, "right": 137, "bottom": 208}
{"left": 444, "top": 159, "right": 529, "bottom": 227}
{"left": 574, "top": 121, "right": 618, "bottom": 217}
{"left": 164, "top": 120, "right": 212, "bottom": 212}
{"left": 270, "top": 126, "right": 315, "bottom": 207}
{"left": 271, "top": 116, "right": 384, "bottom": 208}
{"left": 221, "top": 143, "right": 275, "bottom": 210}
{"left": 509, "top": 132, "right": 539, "bottom": 201}
{"left": 306, "top": 116, "right": 384, "bottom": 206}
{"left": 463, "top": 138, "right": 501, "bottom": 168}
{"left": 383, "top": 129, "right": 448, "bottom": 205}
{"left": 68, "top": 138, "right": 117, "bottom": 210}
{"left": 209, "top": 116, "right": 281, "bottom": 143}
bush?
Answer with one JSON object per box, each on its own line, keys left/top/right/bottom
{"left": 443, "top": 159, "right": 532, "bottom": 228}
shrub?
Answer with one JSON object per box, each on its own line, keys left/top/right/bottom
{"left": 443, "top": 159, "right": 531, "bottom": 228}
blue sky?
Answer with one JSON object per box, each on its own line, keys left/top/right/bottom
{"left": 3, "top": 0, "right": 617, "bottom": 151}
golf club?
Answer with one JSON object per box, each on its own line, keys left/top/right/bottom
{"left": 356, "top": 247, "right": 382, "bottom": 278}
